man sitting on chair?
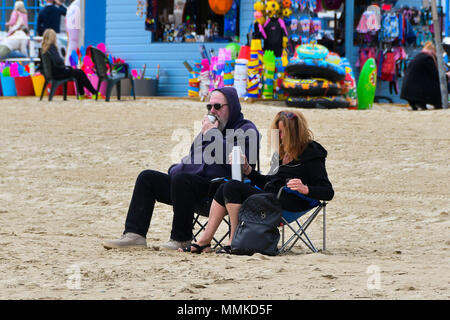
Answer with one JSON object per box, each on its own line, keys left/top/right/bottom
{"left": 103, "top": 87, "right": 260, "bottom": 250}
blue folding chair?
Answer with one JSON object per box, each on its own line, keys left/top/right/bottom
{"left": 278, "top": 187, "right": 327, "bottom": 254}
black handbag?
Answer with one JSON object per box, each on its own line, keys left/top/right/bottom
{"left": 231, "top": 193, "right": 282, "bottom": 256}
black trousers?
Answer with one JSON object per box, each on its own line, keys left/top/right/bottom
{"left": 55, "top": 67, "right": 97, "bottom": 95}
{"left": 124, "top": 170, "right": 211, "bottom": 241}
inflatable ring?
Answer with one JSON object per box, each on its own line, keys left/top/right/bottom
{"left": 296, "top": 44, "right": 329, "bottom": 60}
{"left": 286, "top": 58, "right": 346, "bottom": 81}
{"left": 286, "top": 96, "right": 350, "bottom": 109}
{"left": 282, "top": 78, "right": 341, "bottom": 96}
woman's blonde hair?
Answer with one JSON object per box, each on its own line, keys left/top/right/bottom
{"left": 423, "top": 41, "right": 436, "bottom": 53}
{"left": 42, "top": 28, "right": 57, "bottom": 53}
{"left": 271, "top": 110, "right": 313, "bottom": 160}
{"left": 14, "top": 1, "right": 27, "bottom": 14}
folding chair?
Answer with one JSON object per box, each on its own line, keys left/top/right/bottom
{"left": 90, "top": 47, "right": 136, "bottom": 102}
{"left": 39, "top": 52, "right": 78, "bottom": 101}
{"left": 192, "top": 178, "right": 232, "bottom": 251}
{"left": 278, "top": 186, "right": 327, "bottom": 254}
{"left": 192, "top": 157, "right": 261, "bottom": 251}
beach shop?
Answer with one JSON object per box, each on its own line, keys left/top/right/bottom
{"left": 1, "top": 0, "right": 449, "bottom": 102}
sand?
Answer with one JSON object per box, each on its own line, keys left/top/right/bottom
{"left": 0, "top": 97, "right": 448, "bottom": 300}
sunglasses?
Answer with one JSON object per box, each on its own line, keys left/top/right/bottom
{"left": 279, "top": 111, "right": 297, "bottom": 119}
{"left": 206, "top": 103, "right": 228, "bottom": 111}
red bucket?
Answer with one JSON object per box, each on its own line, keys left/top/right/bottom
{"left": 238, "top": 45, "right": 251, "bottom": 60}
{"left": 14, "top": 76, "right": 35, "bottom": 96}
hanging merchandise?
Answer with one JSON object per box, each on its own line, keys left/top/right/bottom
{"left": 321, "top": 0, "right": 343, "bottom": 11}
{"left": 263, "top": 15, "right": 289, "bottom": 58}
{"left": 145, "top": 0, "right": 157, "bottom": 32}
{"left": 224, "top": 0, "right": 239, "bottom": 38}
{"left": 136, "top": 0, "right": 145, "bottom": 18}
{"left": 208, "top": 0, "right": 233, "bottom": 15}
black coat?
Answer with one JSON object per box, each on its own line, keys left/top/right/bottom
{"left": 400, "top": 52, "right": 442, "bottom": 107}
{"left": 37, "top": 4, "right": 67, "bottom": 35}
{"left": 47, "top": 44, "right": 72, "bottom": 79}
{"left": 248, "top": 141, "right": 334, "bottom": 211}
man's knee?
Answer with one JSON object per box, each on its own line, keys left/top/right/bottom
{"left": 136, "top": 169, "right": 159, "bottom": 185}
{"left": 170, "top": 172, "right": 197, "bottom": 187}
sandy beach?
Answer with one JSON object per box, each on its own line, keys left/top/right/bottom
{"left": 0, "top": 97, "right": 448, "bottom": 300}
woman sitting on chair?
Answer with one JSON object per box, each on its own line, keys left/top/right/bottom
{"left": 41, "top": 28, "right": 97, "bottom": 99}
{"left": 180, "top": 110, "right": 334, "bottom": 254}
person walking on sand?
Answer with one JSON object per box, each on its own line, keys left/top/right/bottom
{"left": 102, "top": 87, "right": 260, "bottom": 251}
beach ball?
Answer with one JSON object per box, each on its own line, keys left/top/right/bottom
{"left": 208, "top": 0, "right": 232, "bottom": 15}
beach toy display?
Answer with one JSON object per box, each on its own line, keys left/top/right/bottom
{"left": 286, "top": 96, "right": 350, "bottom": 108}
{"left": 296, "top": 43, "right": 329, "bottom": 60}
{"left": 284, "top": 44, "right": 350, "bottom": 109}
{"left": 340, "top": 57, "right": 358, "bottom": 108}
{"left": 357, "top": 58, "right": 377, "bottom": 110}
{"left": 262, "top": 50, "right": 276, "bottom": 99}
{"left": 282, "top": 78, "right": 341, "bottom": 96}
{"left": 286, "top": 57, "right": 346, "bottom": 82}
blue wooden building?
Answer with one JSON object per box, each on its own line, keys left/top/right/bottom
{"left": 1, "top": 0, "right": 448, "bottom": 100}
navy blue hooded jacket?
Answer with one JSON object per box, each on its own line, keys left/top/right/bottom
{"left": 37, "top": 4, "right": 67, "bottom": 36}
{"left": 169, "top": 87, "right": 259, "bottom": 179}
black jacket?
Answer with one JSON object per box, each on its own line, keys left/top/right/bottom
{"left": 400, "top": 52, "right": 442, "bottom": 107}
{"left": 248, "top": 141, "right": 334, "bottom": 211}
{"left": 37, "top": 4, "right": 67, "bottom": 35}
{"left": 47, "top": 44, "right": 72, "bottom": 79}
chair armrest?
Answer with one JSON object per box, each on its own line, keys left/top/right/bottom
{"left": 278, "top": 186, "right": 321, "bottom": 208}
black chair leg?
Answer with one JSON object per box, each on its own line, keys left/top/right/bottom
{"left": 40, "top": 81, "right": 47, "bottom": 101}
{"left": 49, "top": 83, "right": 58, "bottom": 101}
{"left": 105, "top": 82, "right": 114, "bottom": 102}
{"left": 117, "top": 81, "right": 121, "bottom": 100}
{"left": 96, "top": 80, "right": 101, "bottom": 100}
{"left": 63, "top": 82, "right": 67, "bottom": 101}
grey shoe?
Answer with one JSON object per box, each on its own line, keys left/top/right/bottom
{"left": 160, "top": 238, "right": 191, "bottom": 251}
{"left": 102, "top": 232, "right": 147, "bottom": 250}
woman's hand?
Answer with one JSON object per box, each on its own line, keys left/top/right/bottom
{"left": 228, "top": 152, "right": 252, "bottom": 176}
{"left": 286, "top": 178, "right": 309, "bottom": 195}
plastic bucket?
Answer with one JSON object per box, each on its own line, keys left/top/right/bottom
{"left": 238, "top": 45, "right": 251, "bottom": 60}
{"left": 31, "top": 74, "right": 46, "bottom": 97}
{"left": 111, "top": 78, "right": 132, "bottom": 97}
{"left": 0, "top": 76, "right": 17, "bottom": 96}
{"left": 86, "top": 74, "right": 107, "bottom": 96}
{"left": 14, "top": 76, "right": 35, "bottom": 96}
{"left": 134, "top": 78, "right": 158, "bottom": 96}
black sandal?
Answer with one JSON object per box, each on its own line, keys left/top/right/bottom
{"left": 215, "top": 245, "right": 232, "bottom": 254}
{"left": 182, "top": 243, "right": 211, "bottom": 254}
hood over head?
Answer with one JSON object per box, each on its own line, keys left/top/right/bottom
{"left": 212, "top": 87, "right": 246, "bottom": 130}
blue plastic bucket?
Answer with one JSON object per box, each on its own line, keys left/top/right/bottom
{"left": 0, "top": 76, "right": 17, "bottom": 96}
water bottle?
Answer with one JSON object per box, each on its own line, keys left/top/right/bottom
{"left": 231, "top": 146, "right": 242, "bottom": 181}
